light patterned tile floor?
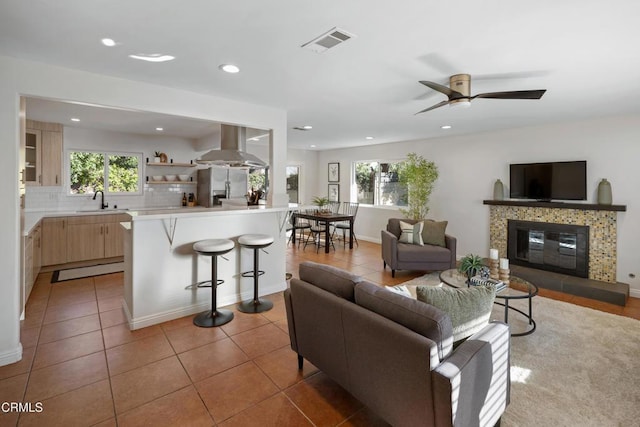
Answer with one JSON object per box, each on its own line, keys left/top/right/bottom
{"left": 1, "top": 240, "right": 637, "bottom": 426}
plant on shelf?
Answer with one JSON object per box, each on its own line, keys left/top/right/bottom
{"left": 458, "top": 254, "right": 485, "bottom": 281}
{"left": 312, "top": 196, "right": 330, "bottom": 213}
{"left": 398, "top": 152, "right": 439, "bottom": 220}
{"left": 153, "top": 151, "right": 162, "bottom": 163}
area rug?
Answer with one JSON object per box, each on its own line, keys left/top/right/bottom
{"left": 399, "top": 273, "right": 640, "bottom": 426}
{"left": 51, "top": 262, "right": 124, "bottom": 283}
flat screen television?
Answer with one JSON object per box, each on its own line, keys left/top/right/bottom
{"left": 509, "top": 161, "right": 587, "bottom": 201}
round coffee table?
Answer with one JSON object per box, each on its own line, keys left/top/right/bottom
{"left": 438, "top": 269, "right": 538, "bottom": 336}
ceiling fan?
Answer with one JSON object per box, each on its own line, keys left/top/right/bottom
{"left": 415, "top": 74, "right": 546, "bottom": 114}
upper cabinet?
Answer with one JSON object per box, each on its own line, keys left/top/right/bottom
{"left": 25, "top": 120, "right": 63, "bottom": 187}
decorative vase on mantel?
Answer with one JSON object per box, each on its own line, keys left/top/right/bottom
{"left": 493, "top": 179, "right": 504, "bottom": 201}
{"left": 597, "top": 178, "right": 612, "bottom": 205}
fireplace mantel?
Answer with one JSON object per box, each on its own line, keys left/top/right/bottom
{"left": 483, "top": 200, "right": 626, "bottom": 212}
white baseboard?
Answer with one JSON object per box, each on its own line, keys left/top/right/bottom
{"left": 629, "top": 288, "right": 640, "bottom": 299}
{"left": 126, "top": 280, "right": 288, "bottom": 330}
{"left": 0, "top": 343, "right": 22, "bottom": 367}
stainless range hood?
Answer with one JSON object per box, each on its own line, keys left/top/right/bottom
{"left": 196, "top": 124, "right": 267, "bottom": 168}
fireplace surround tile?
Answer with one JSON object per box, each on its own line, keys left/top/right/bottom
{"left": 489, "top": 205, "right": 617, "bottom": 283}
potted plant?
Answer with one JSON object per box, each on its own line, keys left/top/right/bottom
{"left": 398, "top": 152, "right": 439, "bottom": 220}
{"left": 312, "top": 196, "right": 330, "bottom": 213}
{"left": 153, "top": 151, "right": 162, "bottom": 163}
{"left": 458, "top": 254, "right": 485, "bottom": 282}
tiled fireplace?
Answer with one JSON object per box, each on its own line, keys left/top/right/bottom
{"left": 487, "top": 202, "right": 619, "bottom": 283}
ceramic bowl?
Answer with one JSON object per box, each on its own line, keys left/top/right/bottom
{"left": 177, "top": 174, "right": 190, "bottom": 181}
{"left": 151, "top": 175, "right": 164, "bottom": 181}
{"left": 164, "top": 174, "right": 177, "bottom": 181}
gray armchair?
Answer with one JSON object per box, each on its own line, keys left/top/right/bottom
{"left": 382, "top": 218, "right": 456, "bottom": 277}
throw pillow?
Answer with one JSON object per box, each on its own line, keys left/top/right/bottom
{"left": 422, "top": 220, "right": 448, "bottom": 247}
{"left": 416, "top": 284, "right": 496, "bottom": 342}
{"left": 386, "top": 284, "right": 412, "bottom": 298}
{"left": 398, "top": 220, "right": 424, "bottom": 246}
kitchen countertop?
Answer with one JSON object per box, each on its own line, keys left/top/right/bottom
{"left": 23, "top": 204, "right": 290, "bottom": 236}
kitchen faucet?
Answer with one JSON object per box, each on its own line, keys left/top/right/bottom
{"left": 93, "top": 190, "right": 108, "bottom": 209}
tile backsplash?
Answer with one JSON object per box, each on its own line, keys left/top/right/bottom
{"left": 25, "top": 184, "right": 197, "bottom": 212}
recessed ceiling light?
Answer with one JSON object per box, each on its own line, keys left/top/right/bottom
{"left": 310, "top": 145, "right": 316, "bottom": 148}
{"left": 129, "top": 54, "right": 175, "bottom": 63}
{"left": 155, "top": 127, "right": 164, "bottom": 131}
{"left": 219, "top": 64, "right": 240, "bottom": 73}
{"left": 441, "top": 125, "right": 452, "bottom": 129}
{"left": 101, "top": 38, "right": 116, "bottom": 47}
{"left": 302, "top": 125, "right": 313, "bottom": 130}
{"left": 365, "top": 136, "right": 374, "bottom": 140}
{"left": 70, "top": 118, "right": 80, "bottom": 122}
{"left": 249, "top": 137, "right": 260, "bottom": 141}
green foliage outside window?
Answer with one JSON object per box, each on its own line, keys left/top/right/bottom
{"left": 70, "top": 152, "right": 105, "bottom": 194}
{"left": 108, "top": 155, "right": 139, "bottom": 192}
{"left": 354, "top": 161, "right": 407, "bottom": 206}
{"left": 69, "top": 151, "right": 140, "bottom": 194}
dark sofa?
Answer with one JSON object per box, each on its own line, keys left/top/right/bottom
{"left": 284, "top": 261, "right": 510, "bottom": 427}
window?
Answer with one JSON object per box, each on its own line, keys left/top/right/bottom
{"left": 354, "top": 161, "right": 407, "bottom": 206}
{"left": 69, "top": 150, "right": 141, "bottom": 195}
{"left": 286, "top": 166, "right": 300, "bottom": 203}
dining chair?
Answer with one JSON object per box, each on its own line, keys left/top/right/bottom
{"left": 333, "top": 202, "right": 359, "bottom": 247}
{"left": 303, "top": 209, "right": 335, "bottom": 253}
{"left": 287, "top": 210, "right": 310, "bottom": 247}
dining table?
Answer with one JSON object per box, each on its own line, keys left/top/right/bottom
{"left": 291, "top": 211, "right": 355, "bottom": 253}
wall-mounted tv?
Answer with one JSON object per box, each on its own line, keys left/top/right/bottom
{"left": 509, "top": 161, "right": 587, "bottom": 201}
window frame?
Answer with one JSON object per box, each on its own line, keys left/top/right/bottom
{"left": 352, "top": 158, "right": 407, "bottom": 208}
{"left": 67, "top": 149, "right": 143, "bottom": 196}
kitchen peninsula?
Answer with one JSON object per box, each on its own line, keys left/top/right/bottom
{"left": 122, "top": 205, "right": 289, "bottom": 329}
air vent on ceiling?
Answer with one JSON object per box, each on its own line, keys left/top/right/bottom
{"left": 301, "top": 27, "right": 355, "bottom": 53}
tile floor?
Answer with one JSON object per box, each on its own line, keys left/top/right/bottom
{"left": 2, "top": 240, "right": 639, "bottom": 426}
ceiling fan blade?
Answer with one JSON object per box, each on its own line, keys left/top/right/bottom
{"left": 472, "top": 89, "right": 547, "bottom": 100}
{"left": 419, "top": 81, "right": 462, "bottom": 99}
{"left": 415, "top": 100, "right": 450, "bottom": 115}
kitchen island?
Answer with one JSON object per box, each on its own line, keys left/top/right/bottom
{"left": 122, "top": 205, "right": 290, "bottom": 329}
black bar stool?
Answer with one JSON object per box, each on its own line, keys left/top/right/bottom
{"left": 237, "top": 233, "right": 274, "bottom": 313}
{"left": 193, "top": 238, "right": 235, "bottom": 327}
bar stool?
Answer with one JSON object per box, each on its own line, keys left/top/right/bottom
{"left": 193, "top": 238, "right": 235, "bottom": 327}
{"left": 237, "top": 233, "right": 274, "bottom": 313}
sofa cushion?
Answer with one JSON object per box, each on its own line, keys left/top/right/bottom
{"left": 355, "top": 281, "right": 453, "bottom": 360}
{"left": 398, "top": 220, "right": 424, "bottom": 246}
{"left": 299, "top": 261, "right": 361, "bottom": 301}
{"left": 422, "top": 220, "right": 448, "bottom": 247}
{"left": 416, "top": 285, "right": 496, "bottom": 342}
{"left": 397, "top": 242, "right": 452, "bottom": 263}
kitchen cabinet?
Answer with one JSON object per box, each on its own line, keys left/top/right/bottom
{"left": 104, "top": 221, "right": 125, "bottom": 258}
{"left": 42, "top": 217, "right": 67, "bottom": 266}
{"left": 42, "top": 214, "right": 128, "bottom": 265}
{"left": 24, "top": 129, "right": 42, "bottom": 186}
{"left": 24, "top": 223, "right": 42, "bottom": 304}
{"left": 67, "top": 222, "right": 105, "bottom": 262}
{"left": 24, "top": 120, "right": 63, "bottom": 187}
{"left": 41, "top": 129, "right": 63, "bottom": 186}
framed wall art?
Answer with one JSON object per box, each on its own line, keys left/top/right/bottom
{"left": 328, "top": 184, "right": 340, "bottom": 202}
{"left": 328, "top": 162, "right": 340, "bottom": 182}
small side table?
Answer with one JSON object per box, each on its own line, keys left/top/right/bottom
{"left": 438, "top": 269, "right": 539, "bottom": 336}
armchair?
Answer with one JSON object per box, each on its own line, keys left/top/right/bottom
{"left": 382, "top": 218, "right": 456, "bottom": 277}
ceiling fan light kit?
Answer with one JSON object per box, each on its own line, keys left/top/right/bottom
{"left": 416, "top": 73, "right": 546, "bottom": 114}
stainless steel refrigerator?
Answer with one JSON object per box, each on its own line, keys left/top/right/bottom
{"left": 197, "top": 167, "right": 248, "bottom": 207}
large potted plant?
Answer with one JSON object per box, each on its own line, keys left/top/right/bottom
{"left": 398, "top": 152, "right": 439, "bottom": 220}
